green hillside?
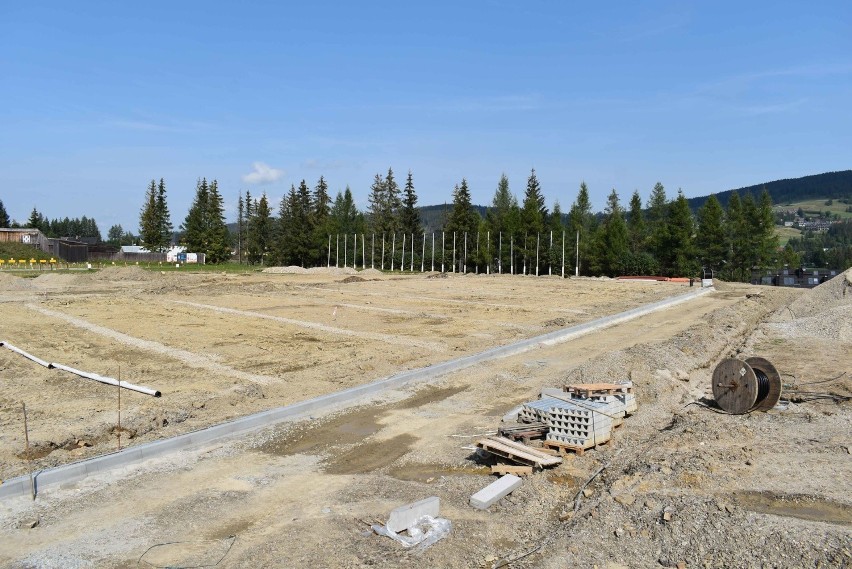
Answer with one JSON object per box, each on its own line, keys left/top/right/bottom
{"left": 687, "top": 170, "right": 852, "bottom": 210}
{"left": 0, "top": 242, "right": 53, "bottom": 262}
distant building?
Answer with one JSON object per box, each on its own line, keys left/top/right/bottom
{"left": 751, "top": 267, "right": 839, "bottom": 288}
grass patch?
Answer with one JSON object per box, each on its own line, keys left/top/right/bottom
{"left": 0, "top": 242, "right": 54, "bottom": 261}
{"left": 774, "top": 226, "right": 803, "bottom": 246}
{"left": 137, "top": 261, "right": 265, "bottom": 274}
{"left": 776, "top": 199, "right": 852, "bottom": 219}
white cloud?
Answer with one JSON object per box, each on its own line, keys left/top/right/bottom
{"left": 242, "top": 162, "right": 284, "bottom": 185}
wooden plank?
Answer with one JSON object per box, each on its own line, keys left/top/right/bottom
{"left": 476, "top": 436, "right": 562, "bottom": 467}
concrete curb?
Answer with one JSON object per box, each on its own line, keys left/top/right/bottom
{"left": 0, "top": 286, "right": 713, "bottom": 501}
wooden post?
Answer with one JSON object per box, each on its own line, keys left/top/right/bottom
{"left": 23, "top": 403, "right": 35, "bottom": 500}
{"left": 117, "top": 366, "right": 122, "bottom": 451}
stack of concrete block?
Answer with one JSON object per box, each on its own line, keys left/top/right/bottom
{"left": 519, "top": 397, "right": 566, "bottom": 424}
{"left": 544, "top": 399, "right": 613, "bottom": 448}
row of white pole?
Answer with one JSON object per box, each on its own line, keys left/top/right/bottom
{"left": 325, "top": 230, "right": 581, "bottom": 276}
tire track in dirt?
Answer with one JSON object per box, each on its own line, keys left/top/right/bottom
{"left": 25, "top": 304, "right": 275, "bottom": 385}
{"left": 169, "top": 300, "right": 446, "bottom": 352}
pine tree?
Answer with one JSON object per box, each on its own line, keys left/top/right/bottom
{"left": 446, "top": 179, "right": 480, "bottom": 271}
{"left": 696, "top": 194, "right": 727, "bottom": 273}
{"left": 0, "top": 199, "right": 9, "bottom": 227}
{"left": 107, "top": 224, "right": 124, "bottom": 245}
{"left": 330, "top": 187, "right": 362, "bottom": 236}
{"left": 139, "top": 180, "right": 159, "bottom": 249}
{"left": 155, "top": 178, "right": 173, "bottom": 252}
{"left": 601, "top": 189, "right": 629, "bottom": 276}
{"left": 547, "top": 201, "right": 565, "bottom": 275}
{"left": 182, "top": 178, "right": 210, "bottom": 253}
{"left": 26, "top": 207, "right": 45, "bottom": 231}
{"left": 399, "top": 170, "right": 422, "bottom": 237}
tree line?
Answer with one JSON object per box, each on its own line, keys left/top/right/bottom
{"left": 2, "top": 204, "right": 103, "bottom": 242}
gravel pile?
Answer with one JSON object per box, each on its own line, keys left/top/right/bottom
{"left": 770, "top": 267, "right": 852, "bottom": 341}
{"left": 262, "top": 265, "right": 309, "bottom": 274}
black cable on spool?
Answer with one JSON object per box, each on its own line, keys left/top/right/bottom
{"left": 753, "top": 368, "right": 770, "bottom": 407}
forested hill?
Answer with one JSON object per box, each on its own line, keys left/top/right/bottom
{"left": 686, "top": 170, "right": 852, "bottom": 209}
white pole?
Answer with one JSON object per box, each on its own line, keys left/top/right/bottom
{"left": 401, "top": 233, "right": 406, "bottom": 271}
{"left": 499, "top": 232, "right": 502, "bottom": 274}
{"left": 421, "top": 233, "right": 425, "bottom": 272}
{"left": 336, "top": 234, "right": 339, "bottom": 268}
{"left": 371, "top": 233, "right": 375, "bottom": 269}
{"left": 536, "top": 233, "right": 540, "bottom": 276}
{"left": 411, "top": 233, "right": 414, "bottom": 272}
{"left": 327, "top": 235, "right": 331, "bottom": 268}
{"left": 441, "top": 232, "right": 445, "bottom": 273}
{"left": 510, "top": 236, "right": 514, "bottom": 275}
{"left": 575, "top": 230, "right": 580, "bottom": 277}
{"left": 391, "top": 233, "right": 396, "bottom": 271}
{"left": 353, "top": 233, "right": 357, "bottom": 270}
{"left": 452, "top": 231, "right": 456, "bottom": 273}
{"left": 362, "top": 234, "right": 366, "bottom": 269}
{"left": 549, "top": 230, "right": 553, "bottom": 276}
{"left": 561, "top": 230, "right": 565, "bottom": 278}
{"left": 463, "top": 231, "right": 467, "bottom": 274}
{"left": 381, "top": 233, "right": 385, "bottom": 270}
{"left": 486, "top": 231, "right": 490, "bottom": 275}
{"left": 344, "top": 234, "right": 348, "bottom": 267}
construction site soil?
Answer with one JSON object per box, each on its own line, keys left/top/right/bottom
{"left": 1, "top": 266, "right": 850, "bottom": 568}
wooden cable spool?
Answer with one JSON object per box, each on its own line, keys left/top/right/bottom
{"left": 711, "top": 357, "right": 782, "bottom": 414}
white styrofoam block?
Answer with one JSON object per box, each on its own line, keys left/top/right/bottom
{"left": 470, "top": 475, "right": 523, "bottom": 510}
{"left": 387, "top": 496, "right": 440, "bottom": 533}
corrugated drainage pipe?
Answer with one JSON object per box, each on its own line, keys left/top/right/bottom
{"left": 49, "top": 363, "right": 161, "bottom": 397}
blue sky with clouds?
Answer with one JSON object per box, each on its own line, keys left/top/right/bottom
{"left": 1, "top": 1, "right": 850, "bottom": 233}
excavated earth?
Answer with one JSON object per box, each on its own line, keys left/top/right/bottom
{"left": 0, "top": 266, "right": 850, "bottom": 568}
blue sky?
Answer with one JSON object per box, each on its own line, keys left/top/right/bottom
{"left": 1, "top": 1, "right": 850, "bottom": 233}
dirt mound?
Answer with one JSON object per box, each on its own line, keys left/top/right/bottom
{"left": 31, "top": 273, "right": 80, "bottom": 289}
{"left": 341, "top": 276, "right": 366, "bottom": 283}
{"left": 359, "top": 268, "right": 383, "bottom": 276}
{"left": 307, "top": 266, "right": 356, "bottom": 275}
{"left": 788, "top": 268, "right": 852, "bottom": 315}
{"left": 263, "top": 266, "right": 308, "bottom": 274}
{"left": 0, "top": 272, "right": 34, "bottom": 291}
{"left": 82, "top": 266, "right": 154, "bottom": 282}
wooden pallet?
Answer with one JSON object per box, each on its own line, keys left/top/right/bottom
{"left": 542, "top": 433, "right": 614, "bottom": 456}
{"left": 491, "top": 464, "right": 534, "bottom": 476}
{"left": 476, "top": 436, "right": 562, "bottom": 468}
{"left": 498, "top": 422, "right": 548, "bottom": 443}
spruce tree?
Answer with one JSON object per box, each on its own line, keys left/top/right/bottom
{"left": 204, "top": 180, "right": 231, "bottom": 263}
{"left": 627, "top": 190, "right": 646, "bottom": 254}
{"left": 664, "top": 190, "right": 697, "bottom": 276}
{"left": 26, "top": 207, "right": 45, "bottom": 231}
{"left": 384, "top": 167, "right": 402, "bottom": 234}
{"left": 139, "top": 180, "right": 159, "bottom": 250}
{"left": 726, "top": 192, "right": 748, "bottom": 281}
{"left": 237, "top": 194, "right": 245, "bottom": 264}
{"left": 521, "top": 169, "right": 547, "bottom": 272}
{"left": 272, "top": 189, "right": 293, "bottom": 265}
{"left": 601, "top": 189, "right": 629, "bottom": 276}
{"left": 367, "top": 173, "right": 388, "bottom": 234}
{"left": 0, "top": 199, "right": 9, "bottom": 227}
{"left": 247, "top": 194, "right": 272, "bottom": 265}
{"left": 155, "top": 178, "right": 173, "bottom": 252}
{"left": 330, "top": 187, "right": 361, "bottom": 236}
{"left": 696, "top": 194, "right": 727, "bottom": 273}
{"left": 647, "top": 182, "right": 669, "bottom": 262}
{"left": 399, "top": 170, "right": 422, "bottom": 237}
{"left": 446, "top": 179, "right": 480, "bottom": 270}
{"left": 181, "top": 178, "right": 210, "bottom": 253}
{"left": 485, "top": 174, "right": 518, "bottom": 272}
{"left": 312, "top": 176, "right": 332, "bottom": 265}
{"left": 756, "top": 189, "right": 779, "bottom": 268}
{"left": 568, "top": 182, "right": 597, "bottom": 275}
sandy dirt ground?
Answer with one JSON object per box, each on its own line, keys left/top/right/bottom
{"left": 0, "top": 267, "right": 850, "bottom": 568}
